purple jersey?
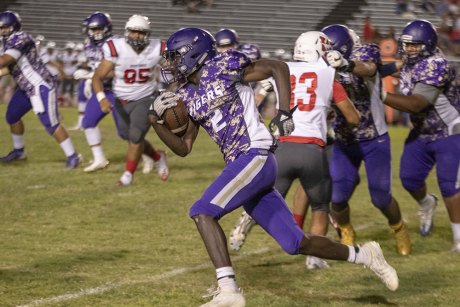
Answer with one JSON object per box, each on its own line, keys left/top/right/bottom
{"left": 334, "top": 43, "right": 387, "bottom": 144}
{"left": 399, "top": 50, "right": 460, "bottom": 141}
{"left": 2, "top": 31, "right": 56, "bottom": 96}
{"left": 176, "top": 50, "right": 275, "bottom": 163}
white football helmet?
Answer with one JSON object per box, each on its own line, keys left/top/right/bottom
{"left": 293, "top": 31, "right": 332, "bottom": 62}
{"left": 125, "top": 14, "right": 151, "bottom": 49}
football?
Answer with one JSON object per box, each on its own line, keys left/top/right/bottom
{"left": 162, "top": 99, "right": 189, "bottom": 137}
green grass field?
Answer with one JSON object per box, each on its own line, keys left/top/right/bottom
{"left": 1, "top": 105, "right": 459, "bottom": 307}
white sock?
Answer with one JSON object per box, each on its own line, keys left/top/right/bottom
{"left": 91, "top": 145, "right": 106, "bottom": 161}
{"left": 216, "top": 266, "right": 238, "bottom": 291}
{"left": 12, "top": 133, "right": 25, "bottom": 149}
{"left": 84, "top": 127, "right": 102, "bottom": 146}
{"left": 451, "top": 223, "right": 460, "bottom": 242}
{"left": 351, "top": 246, "right": 370, "bottom": 266}
{"left": 418, "top": 194, "right": 434, "bottom": 207}
{"left": 347, "top": 245, "right": 357, "bottom": 263}
{"left": 59, "top": 138, "right": 76, "bottom": 157}
{"left": 77, "top": 114, "right": 84, "bottom": 126}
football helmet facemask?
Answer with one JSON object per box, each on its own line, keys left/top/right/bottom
{"left": 238, "top": 43, "right": 261, "bottom": 61}
{"left": 214, "top": 28, "right": 239, "bottom": 48}
{"left": 400, "top": 19, "right": 438, "bottom": 64}
{"left": 83, "top": 12, "right": 112, "bottom": 44}
{"left": 293, "top": 31, "right": 332, "bottom": 62}
{"left": 0, "top": 11, "right": 21, "bottom": 39}
{"left": 161, "top": 27, "right": 216, "bottom": 84}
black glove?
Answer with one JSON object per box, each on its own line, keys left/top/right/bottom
{"left": 269, "top": 106, "right": 297, "bottom": 136}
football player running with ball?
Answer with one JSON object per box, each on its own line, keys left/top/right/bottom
{"left": 92, "top": 14, "right": 168, "bottom": 186}
{"left": 149, "top": 27, "right": 398, "bottom": 306}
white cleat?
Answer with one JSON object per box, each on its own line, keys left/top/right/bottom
{"left": 452, "top": 241, "right": 460, "bottom": 253}
{"left": 360, "top": 241, "right": 399, "bottom": 291}
{"left": 419, "top": 194, "right": 438, "bottom": 236}
{"left": 68, "top": 124, "right": 83, "bottom": 131}
{"left": 306, "top": 256, "right": 330, "bottom": 270}
{"left": 154, "top": 150, "right": 169, "bottom": 181}
{"left": 84, "top": 159, "right": 109, "bottom": 172}
{"left": 118, "top": 171, "right": 133, "bottom": 187}
{"left": 201, "top": 287, "right": 245, "bottom": 307}
{"left": 229, "top": 211, "right": 256, "bottom": 251}
{"left": 141, "top": 154, "right": 154, "bottom": 174}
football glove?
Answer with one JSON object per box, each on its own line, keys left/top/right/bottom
{"left": 326, "top": 50, "right": 355, "bottom": 72}
{"left": 149, "top": 90, "right": 178, "bottom": 124}
{"left": 83, "top": 79, "right": 93, "bottom": 99}
{"left": 260, "top": 79, "right": 274, "bottom": 92}
{"left": 269, "top": 107, "right": 296, "bottom": 136}
{"left": 73, "top": 69, "right": 93, "bottom": 80}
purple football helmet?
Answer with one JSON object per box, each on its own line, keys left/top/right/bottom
{"left": 82, "top": 12, "right": 112, "bottom": 44}
{"left": 400, "top": 19, "right": 438, "bottom": 64}
{"left": 161, "top": 27, "right": 217, "bottom": 84}
{"left": 321, "top": 24, "right": 354, "bottom": 59}
{"left": 0, "top": 11, "right": 21, "bottom": 38}
{"left": 238, "top": 43, "right": 261, "bottom": 61}
{"left": 214, "top": 28, "right": 239, "bottom": 47}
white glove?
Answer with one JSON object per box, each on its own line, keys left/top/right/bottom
{"left": 326, "top": 50, "right": 349, "bottom": 69}
{"left": 149, "top": 91, "right": 178, "bottom": 124}
{"left": 83, "top": 79, "right": 93, "bottom": 99}
{"left": 73, "top": 69, "right": 93, "bottom": 80}
{"left": 260, "top": 79, "right": 274, "bottom": 92}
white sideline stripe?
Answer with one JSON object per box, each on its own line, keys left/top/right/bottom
{"left": 16, "top": 247, "right": 271, "bottom": 307}
{"left": 18, "top": 223, "right": 377, "bottom": 307}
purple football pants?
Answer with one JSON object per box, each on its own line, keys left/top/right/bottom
{"left": 400, "top": 134, "right": 460, "bottom": 197}
{"left": 330, "top": 134, "right": 393, "bottom": 209}
{"left": 189, "top": 149, "right": 305, "bottom": 255}
{"left": 81, "top": 90, "right": 122, "bottom": 137}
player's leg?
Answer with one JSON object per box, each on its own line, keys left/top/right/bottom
{"left": 81, "top": 91, "right": 114, "bottom": 172}
{"left": 330, "top": 142, "right": 361, "bottom": 245}
{"left": 431, "top": 134, "right": 460, "bottom": 251}
{"left": 35, "top": 84, "right": 81, "bottom": 168}
{"left": 0, "top": 89, "right": 30, "bottom": 162}
{"left": 69, "top": 80, "right": 87, "bottom": 130}
{"left": 143, "top": 139, "right": 169, "bottom": 180}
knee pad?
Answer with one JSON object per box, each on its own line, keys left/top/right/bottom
{"left": 331, "top": 201, "right": 348, "bottom": 212}
{"left": 128, "top": 127, "right": 145, "bottom": 144}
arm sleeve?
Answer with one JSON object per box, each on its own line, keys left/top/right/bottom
{"left": 332, "top": 80, "right": 348, "bottom": 103}
{"left": 378, "top": 62, "right": 398, "bottom": 78}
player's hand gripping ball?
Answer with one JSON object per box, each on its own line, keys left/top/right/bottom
{"left": 149, "top": 91, "right": 189, "bottom": 137}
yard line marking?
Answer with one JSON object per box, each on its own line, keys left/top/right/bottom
{"left": 17, "top": 247, "right": 270, "bottom": 307}
{"left": 18, "top": 223, "right": 378, "bottom": 307}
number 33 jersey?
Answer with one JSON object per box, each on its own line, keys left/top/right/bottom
{"left": 282, "top": 58, "right": 346, "bottom": 146}
{"left": 102, "top": 37, "right": 164, "bottom": 101}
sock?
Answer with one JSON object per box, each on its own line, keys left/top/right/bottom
{"left": 77, "top": 114, "right": 84, "bottom": 126}
{"left": 418, "top": 194, "right": 434, "bottom": 207}
{"left": 216, "top": 266, "right": 238, "bottom": 291}
{"left": 126, "top": 159, "right": 138, "bottom": 174}
{"left": 12, "top": 133, "right": 25, "bottom": 149}
{"left": 91, "top": 145, "right": 106, "bottom": 161}
{"left": 347, "top": 245, "right": 357, "bottom": 263}
{"left": 350, "top": 246, "right": 370, "bottom": 266}
{"left": 293, "top": 213, "right": 305, "bottom": 229}
{"left": 451, "top": 223, "right": 460, "bottom": 242}
{"left": 151, "top": 149, "right": 161, "bottom": 161}
{"left": 59, "top": 138, "right": 76, "bottom": 157}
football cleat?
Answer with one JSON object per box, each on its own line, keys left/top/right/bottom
{"left": 118, "top": 171, "right": 133, "bottom": 186}
{"left": 338, "top": 223, "right": 356, "bottom": 246}
{"left": 390, "top": 221, "right": 412, "bottom": 256}
{"left": 418, "top": 194, "right": 438, "bottom": 236}
{"left": 68, "top": 124, "right": 83, "bottom": 131}
{"left": 0, "top": 148, "right": 27, "bottom": 162}
{"left": 306, "top": 256, "right": 330, "bottom": 270}
{"left": 154, "top": 150, "right": 169, "bottom": 181}
{"left": 229, "top": 211, "right": 257, "bottom": 251}
{"left": 66, "top": 153, "right": 82, "bottom": 169}
{"left": 141, "top": 154, "right": 154, "bottom": 174}
{"left": 201, "top": 287, "right": 245, "bottom": 307}
{"left": 452, "top": 241, "right": 460, "bottom": 253}
{"left": 84, "top": 158, "right": 109, "bottom": 172}
{"left": 360, "top": 241, "right": 399, "bottom": 291}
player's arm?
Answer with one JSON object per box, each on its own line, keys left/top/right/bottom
{"left": 92, "top": 58, "right": 114, "bottom": 113}
{"left": 243, "top": 59, "right": 291, "bottom": 112}
{"left": 327, "top": 50, "right": 377, "bottom": 77}
{"left": 333, "top": 80, "right": 360, "bottom": 126}
{"left": 382, "top": 82, "right": 436, "bottom": 113}
{"left": 0, "top": 53, "right": 15, "bottom": 69}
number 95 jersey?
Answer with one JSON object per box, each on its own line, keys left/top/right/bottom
{"left": 102, "top": 37, "right": 164, "bottom": 101}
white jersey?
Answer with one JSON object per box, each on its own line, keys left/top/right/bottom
{"left": 280, "top": 58, "right": 336, "bottom": 145}
{"left": 103, "top": 37, "right": 163, "bottom": 101}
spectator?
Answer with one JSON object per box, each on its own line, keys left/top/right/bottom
{"left": 362, "top": 16, "right": 375, "bottom": 43}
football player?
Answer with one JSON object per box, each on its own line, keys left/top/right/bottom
{"left": 323, "top": 24, "right": 412, "bottom": 255}
{"left": 149, "top": 27, "right": 398, "bottom": 306}
{"left": 381, "top": 19, "right": 460, "bottom": 251}
{"left": 0, "top": 11, "right": 81, "bottom": 168}
{"left": 92, "top": 14, "right": 168, "bottom": 185}
{"left": 214, "top": 28, "right": 239, "bottom": 52}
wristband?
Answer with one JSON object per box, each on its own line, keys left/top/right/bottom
{"left": 96, "top": 92, "right": 106, "bottom": 103}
